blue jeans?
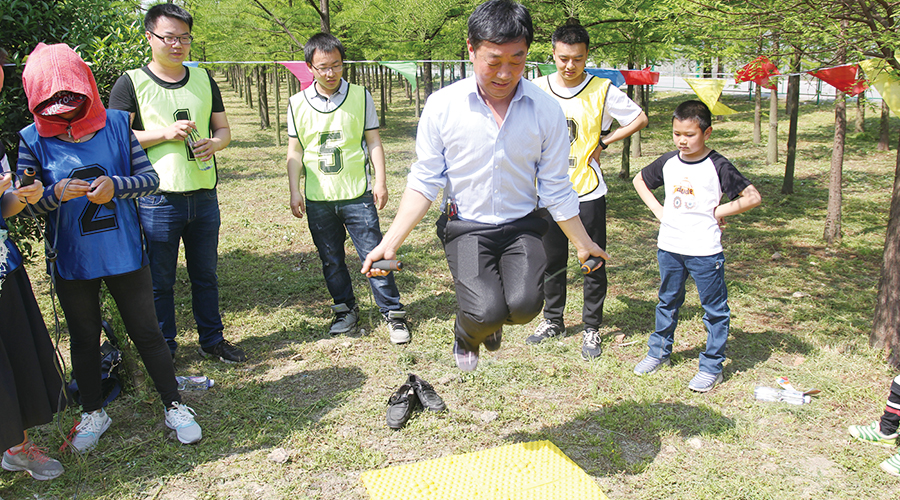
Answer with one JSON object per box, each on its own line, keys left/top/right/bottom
{"left": 305, "top": 193, "right": 402, "bottom": 313}
{"left": 648, "top": 249, "right": 730, "bottom": 374}
{"left": 139, "top": 190, "right": 225, "bottom": 354}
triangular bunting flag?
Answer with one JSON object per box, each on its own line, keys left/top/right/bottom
{"left": 807, "top": 63, "right": 868, "bottom": 97}
{"left": 735, "top": 56, "right": 779, "bottom": 90}
{"left": 278, "top": 61, "right": 315, "bottom": 91}
{"left": 859, "top": 59, "right": 900, "bottom": 118}
{"left": 620, "top": 67, "right": 659, "bottom": 85}
{"left": 684, "top": 79, "right": 737, "bottom": 115}
{"left": 537, "top": 63, "right": 556, "bottom": 77}
{"left": 585, "top": 68, "right": 625, "bottom": 87}
{"left": 378, "top": 61, "right": 418, "bottom": 91}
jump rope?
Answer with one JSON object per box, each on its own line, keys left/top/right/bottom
{"left": 9, "top": 168, "right": 92, "bottom": 499}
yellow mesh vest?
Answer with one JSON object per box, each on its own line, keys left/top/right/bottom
{"left": 290, "top": 84, "right": 369, "bottom": 201}
{"left": 128, "top": 67, "right": 215, "bottom": 192}
{"left": 533, "top": 75, "right": 610, "bottom": 197}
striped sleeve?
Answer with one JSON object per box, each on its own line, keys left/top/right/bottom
{"left": 109, "top": 132, "right": 159, "bottom": 199}
{"left": 16, "top": 139, "right": 60, "bottom": 215}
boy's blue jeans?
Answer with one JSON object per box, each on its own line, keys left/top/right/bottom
{"left": 305, "top": 193, "right": 402, "bottom": 314}
{"left": 648, "top": 249, "right": 730, "bottom": 374}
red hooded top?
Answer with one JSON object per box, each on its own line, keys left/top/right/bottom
{"left": 21, "top": 43, "right": 107, "bottom": 140}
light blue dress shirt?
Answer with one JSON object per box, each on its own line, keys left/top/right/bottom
{"left": 406, "top": 76, "right": 579, "bottom": 225}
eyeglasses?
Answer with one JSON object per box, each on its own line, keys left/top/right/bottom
{"left": 312, "top": 63, "right": 343, "bottom": 75}
{"left": 149, "top": 31, "right": 194, "bottom": 45}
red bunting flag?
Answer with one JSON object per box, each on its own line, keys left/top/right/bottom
{"left": 620, "top": 67, "right": 659, "bottom": 85}
{"left": 278, "top": 61, "right": 315, "bottom": 91}
{"left": 807, "top": 64, "right": 869, "bottom": 97}
{"left": 735, "top": 56, "right": 780, "bottom": 90}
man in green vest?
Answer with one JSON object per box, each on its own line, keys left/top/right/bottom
{"left": 286, "top": 33, "right": 410, "bottom": 344}
{"left": 109, "top": 3, "right": 247, "bottom": 364}
{"left": 527, "top": 23, "right": 648, "bottom": 360}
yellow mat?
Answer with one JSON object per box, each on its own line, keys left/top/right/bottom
{"left": 361, "top": 440, "right": 608, "bottom": 500}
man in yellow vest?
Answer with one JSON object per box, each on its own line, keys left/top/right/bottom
{"left": 109, "top": 3, "right": 247, "bottom": 364}
{"left": 528, "top": 24, "right": 647, "bottom": 360}
{"left": 285, "top": 33, "right": 410, "bottom": 344}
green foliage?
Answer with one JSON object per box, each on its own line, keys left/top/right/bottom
{"left": 79, "top": 18, "right": 149, "bottom": 103}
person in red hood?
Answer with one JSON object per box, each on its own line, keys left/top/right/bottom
{"left": 0, "top": 47, "right": 66, "bottom": 482}
{"left": 16, "top": 43, "right": 203, "bottom": 452}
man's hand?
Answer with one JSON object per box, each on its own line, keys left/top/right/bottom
{"left": 54, "top": 178, "right": 91, "bottom": 202}
{"left": 373, "top": 182, "right": 388, "bottom": 210}
{"left": 290, "top": 191, "right": 306, "bottom": 218}
{"left": 362, "top": 242, "right": 396, "bottom": 277}
{"left": 0, "top": 173, "right": 11, "bottom": 193}
{"left": 577, "top": 243, "right": 611, "bottom": 268}
{"left": 87, "top": 176, "right": 114, "bottom": 205}
{"left": 164, "top": 120, "right": 196, "bottom": 141}
{"left": 190, "top": 136, "right": 220, "bottom": 162}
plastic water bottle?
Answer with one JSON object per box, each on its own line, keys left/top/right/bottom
{"left": 754, "top": 386, "right": 810, "bottom": 405}
{"left": 176, "top": 376, "right": 214, "bottom": 391}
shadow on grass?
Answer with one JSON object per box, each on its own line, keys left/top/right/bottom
{"left": 505, "top": 401, "right": 734, "bottom": 475}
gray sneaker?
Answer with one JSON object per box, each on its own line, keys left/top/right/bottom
{"left": 329, "top": 304, "right": 359, "bottom": 336}
{"left": 2, "top": 442, "right": 64, "bottom": 480}
{"left": 526, "top": 319, "right": 564, "bottom": 345}
{"left": 633, "top": 355, "right": 671, "bottom": 375}
{"left": 688, "top": 371, "right": 723, "bottom": 392}
{"left": 581, "top": 327, "right": 602, "bottom": 360}
{"left": 70, "top": 408, "right": 112, "bottom": 453}
{"left": 384, "top": 310, "right": 410, "bottom": 344}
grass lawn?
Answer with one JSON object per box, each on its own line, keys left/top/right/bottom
{"left": 3, "top": 75, "right": 900, "bottom": 499}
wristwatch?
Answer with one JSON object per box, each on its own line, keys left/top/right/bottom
{"left": 597, "top": 138, "right": 608, "bottom": 150}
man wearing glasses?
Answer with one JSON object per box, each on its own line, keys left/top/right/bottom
{"left": 285, "top": 33, "right": 410, "bottom": 344}
{"left": 109, "top": 3, "right": 247, "bottom": 364}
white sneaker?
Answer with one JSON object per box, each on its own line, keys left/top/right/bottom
{"left": 165, "top": 402, "right": 202, "bottom": 444}
{"left": 71, "top": 409, "right": 112, "bottom": 453}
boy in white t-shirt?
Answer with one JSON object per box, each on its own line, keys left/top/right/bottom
{"left": 632, "top": 100, "right": 761, "bottom": 392}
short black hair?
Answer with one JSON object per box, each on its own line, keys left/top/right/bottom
{"left": 673, "top": 100, "right": 712, "bottom": 131}
{"left": 468, "top": 0, "right": 533, "bottom": 51}
{"left": 304, "top": 33, "right": 346, "bottom": 65}
{"left": 145, "top": 3, "right": 193, "bottom": 32}
{"left": 551, "top": 23, "right": 589, "bottom": 49}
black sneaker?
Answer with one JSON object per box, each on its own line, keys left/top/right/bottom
{"left": 199, "top": 339, "right": 247, "bottom": 364}
{"left": 384, "top": 310, "right": 411, "bottom": 344}
{"left": 526, "top": 319, "right": 564, "bottom": 345}
{"left": 409, "top": 374, "right": 446, "bottom": 411}
{"left": 386, "top": 382, "right": 420, "bottom": 429}
{"left": 483, "top": 327, "right": 502, "bottom": 351}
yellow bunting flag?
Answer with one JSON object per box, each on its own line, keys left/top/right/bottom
{"left": 859, "top": 59, "right": 900, "bottom": 118}
{"left": 684, "top": 78, "right": 737, "bottom": 115}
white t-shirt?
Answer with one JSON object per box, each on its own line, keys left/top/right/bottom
{"left": 640, "top": 150, "right": 752, "bottom": 256}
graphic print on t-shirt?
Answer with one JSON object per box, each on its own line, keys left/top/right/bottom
{"left": 671, "top": 177, "right": 696, "bottom": 210}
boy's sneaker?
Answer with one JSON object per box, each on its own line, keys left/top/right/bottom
{"left": 633, "top": 355, "right": 670, "bottom": 375}
{"left": 328, "top": 304, "right": 359, "bottom": 336}
{"left": 165, "top": 402, "right": 202, "bottom": 444}
{"left": 581, "top": 327, "right": 602, "bottom": 360}
{"left": 2, "top": 442, "right": 64, "bottom": 480}
{"left": 70, "top": 408, "right": 112, "bottom": 453}
{"left": 880, "top": 453, "right": 900, "bottom": 477}
{"left": 199, "top": 339, "right": 247, "bottom": 364}
{"left": 384, "top": 310, "right": 410, "bottom": 344}
{"left": 483, "top": 327, "right": 502, "bottom": 351}
{"left": 526, "top": 319, "right": 564, "bottom": 345}
{"left": 848, "top": 422, "right": 899, "bottom": 448}
{"left": 688, "top": 371, "right": 723, "bottom": 393}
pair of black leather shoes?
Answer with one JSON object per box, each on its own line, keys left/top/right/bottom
{"left": 386, "top": 374, "right": 447, "bottom": 429}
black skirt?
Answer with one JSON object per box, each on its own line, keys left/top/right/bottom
{"left": 0, "top": 266, "right": 65, "bottom": 451}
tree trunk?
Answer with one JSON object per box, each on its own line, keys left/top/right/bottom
{"left": 753, "top": 84, "right": 762, "bottom": 144}
{"left": 319, "top": 0, "right": 330, "bottom": 33}
{"left": 633, "top": 84, "right": 642, "bottom": 158}
{"left": 460, "top": 47, "right": 467, "bottom": 79}
{"left": 856, "top": 94, "right": 865, "bottom": 133}
{"left": 824, "top": 88, "right": 845, "bottom": 245}
{"left": 257, "top": 66, "right": 270, "bottom": 129}
{"left": 379, "top": 65, "right": 386, "bottom": 128}
{"left": 782, "top": 49, "right": 801, "bottom": 194}
{"left": 274, "top": 64, "right": 282, "bottom": 146}
{"left": 415, "top": 67, "right": 421, "bottom": 118}
{"left": 879, "top": 100, "right": 890, "bottom": 151}
{"left": 246, "top": 68, "right": 253, "bottom": 109}
{"left": 423, "top": 60, "right": 434, "bottom": 98}
{"left": 619, "top": 69, "right": 635, "bottom": 179}
{"left": 768, "top": 87, "right": 778, "bottom": 164}
{"left": 871, "top": 127, "right": 900, "bottom": 368}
